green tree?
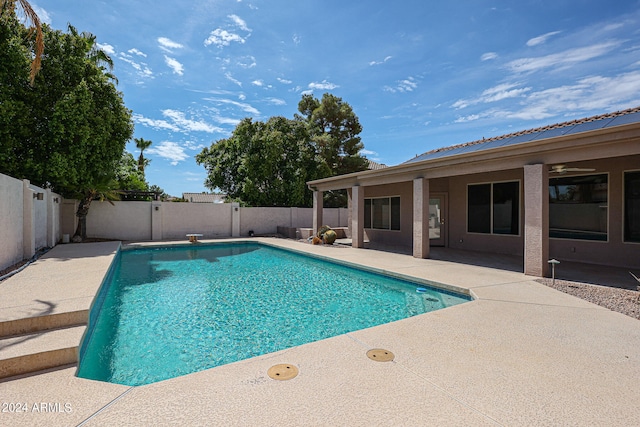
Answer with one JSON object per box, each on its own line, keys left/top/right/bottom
{"left": 297, "top": 93, "right": 368, "bottom": 206}
{"left": 197, "top": 117, "right": 322, "bottom": 207}
{"left": 1, "top": 0, "right": 43, "bottom": 84}
{"left": 134, "top": 137, "right": 152, "bottom": 172}
{"left": 0, "top": 10, "right": 32, "bottom": 169}
{"left": 0, "top": 21, "right": 133, "bottom": 241}
{"left": 115, "top": 152, "right": 149, "bottom": 198}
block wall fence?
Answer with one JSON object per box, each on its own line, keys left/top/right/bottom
{"left": 1, "top": 172, "right": 347, "bottom": 271}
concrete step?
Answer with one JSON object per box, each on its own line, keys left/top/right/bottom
{"left": 0, "top": 326, "right": 85, "bottom": 379}
{"left": 0, "top": 309, "right": 88, "bottom": 338}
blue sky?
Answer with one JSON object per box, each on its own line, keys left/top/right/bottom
{"left": 32, "top": 0, "right": 640, "bottom": 197}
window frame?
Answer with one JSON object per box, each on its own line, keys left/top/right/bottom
{"left": 466, "top": 180, "right": 521, "bottom": 236}
{"left": 548, "top": 172, "right": 609, "bottom": 243}
{"left": 623, "top": 169, "right": 640, "bottom": 244}
{"left": 363, "top": 196, "right": 401, "bottom": 231}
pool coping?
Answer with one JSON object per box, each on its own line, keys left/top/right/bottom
{"left": 1, "top": 238, "right": 639, "bottom": 426}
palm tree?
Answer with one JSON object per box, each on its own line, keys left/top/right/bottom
{"left": 1, "top": 0, "right": 44, "bottom": 84}
{"left": 134, "top": 137, "right": 153, "bottom": 172}
{"left": 72, "top": 178, "right": 122, "bottom": 242}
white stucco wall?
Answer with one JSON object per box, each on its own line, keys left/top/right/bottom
{"left": 0, "top": 174, "right": 61, "bottom": 271}
{"left": 0, "top": 174, "right": 25, "bottom": 270}
{"left": 239, "top": 207, "right": 292, "bottom": 236}
{"left": 30, "top": 184, "right": 48, "bottom": 250}
{"left": 65, "top": 201, "right": 348, "bottom": 242}
{"left": 87, "top": 201, "right": 152, "bottom": 241}
{"left": 162, "top": 203, "right": 233, "bottom": 239}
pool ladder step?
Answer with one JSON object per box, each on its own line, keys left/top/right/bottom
{"left": 0, "top": 314, "right": 87, "bottom": 380}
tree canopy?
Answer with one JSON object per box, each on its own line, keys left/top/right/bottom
{"left": 0, "top": 17, "right": 133, "bottom": 199}
{"left": 297, "top": 93, "right": 368, "bottom": 177}
{"left": 197, "top": 93, "right": 368, "bottom": 207}
{"left": 196, "top": 116, "right": 324, "bottom": 207}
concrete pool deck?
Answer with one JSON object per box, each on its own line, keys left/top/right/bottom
{"left": 1, "top": 238, "right": 639, "bottom": 426}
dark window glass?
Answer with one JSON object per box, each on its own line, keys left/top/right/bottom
{"left": 468, "top": 184, "right": 491, "bottom": 233}
{"left": 625, "top": 171, "right": 640, "bottom": 243}
{"left": 493, "top": 182, "right": 519, "bottom": 235}
{"left": 391, "top": 197, "right": 401, "bottom": 230}
{"left": 364, "top": 196, "right": 401, "bottom": 230}
{"left": 549, "top": 174, "right": 607, "bottom": 241}
{"left": 364, "top": 198, "right": 372, "bottom": 229}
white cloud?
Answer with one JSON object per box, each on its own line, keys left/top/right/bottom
{"left": 265, "top": 98, "right": 286, "bottom": 106}
{"left": 225, "top": 72, "right": 243, "bottom": 87}
{"left": 252, "top": 79, "right": 264, "bottom": 87}
{"left": 164, "top": 56, "right": 184, "bottom": 75}
{"left": 369, "top": 56, "right": 392, "bottom": 66}
{"left": 453, "top": 71, "right": 640, "bottom": 122}
{"left": 229, "top": 14, "right": 250, "bottom": 31}
{"left": 237, "top": 55, "right": 257, "bottom": 68}
{"left": 481, "top": 52, "right": 498, "bottom": 61}
{"left": 360, "top": 149, "right": 378, "bottom": 156}
{"left": 118, "top": 54, "right": 153, "bottom": 79}
{"left": 204, "top": 29, "right": 247, "bottom": 47}
{"left": 308, "top": 80, "right": 339, "bottom": 90}
{"left": 146, "top": 141, "right": 189, "bottom": 165}
{"left": 30, "top": 5, "right": 51, "bottom": 24}
{"left": 158, "top": 37, "right": 184, "bottom": 52}
{"left": 162, "top": 109, "right": 222, "bottom": 133}
{"left": 384, "top": 76, "right": 418, "bottom": 93}
{"left": 203, "top": 98, "right": 260, "bottom": 115}
{"left": 293, "top": 34, "right": 301, "bottom": 45}
{"left": 128, "top": 48, "right": 147, "bottom": 57}
{"left": 96, "top": 43, "right": 115, "bottom": 55}
{"left": 133, "top": 113, "right": 180, "bottom": 132}
{"left": 507, "top": 41, "right": 620, "bottom": 74}
{"left": 526, "top": 31, "right": 562, "bottom": 47}
{"left": 278, "top": 77, "right": 292, "bottom": 84}
{"left": 452, "top": 83, "right": 530, "bottom": 109}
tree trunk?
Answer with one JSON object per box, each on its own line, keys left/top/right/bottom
{"left": 73, "top": 194, "right": 93, "bottom": 241}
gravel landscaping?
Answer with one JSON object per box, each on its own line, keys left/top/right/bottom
{"left": 537, "top": 278, "right": 640, "bottom": 320}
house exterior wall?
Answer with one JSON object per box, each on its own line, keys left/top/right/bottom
{"left": 354, "top": 155, "right": 639, "bottom": 269}
{"left": 448, "top": 169, "right": 525, "bottom": 256}
{"left": 547, "top": 155, "right": 639, "bottom": 268}
{"left": 363, "top": 182, "right": 414, "bottom": 246}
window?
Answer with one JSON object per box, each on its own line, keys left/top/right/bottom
{"left": 625, "top": 171, "right": 640, "bottom": 243}
{"left": 364, "top": 196, "right": 400, "bottom": 230}
{"left": 467, "top": 181, "right": 519, "bottom": 235}
{"left": 549, "top": 174, "right": 607, "bottom": 241}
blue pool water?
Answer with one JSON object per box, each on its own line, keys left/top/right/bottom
{"left": 77, "top": 243, "right": 470, "bottom": 386}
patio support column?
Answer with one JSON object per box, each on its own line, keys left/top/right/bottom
{"left": 413, "top": 177, "right": 430, "bottom": 259}
{"left": 312, "top": 190, "right": 323, "bottom": 233}
{"left": 351, "top": 185, "right": 365, "bottom": 248}
{"left": 524, "top": 164, "right": 549, "bottom": 277}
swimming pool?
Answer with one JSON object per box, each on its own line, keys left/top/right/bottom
{"left": 77, "top": 242, "right": 470, "bottom": 386}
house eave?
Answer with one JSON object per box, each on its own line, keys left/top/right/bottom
{"left": 307, "top": 121, "right": 640, "bottom": 192}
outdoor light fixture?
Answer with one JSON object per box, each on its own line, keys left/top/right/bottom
{"left": 548, "top": 259, "right": 560, "bottom": 286}
{"left": 33, "top": 192, "right": 44, "bottom": 200}
{"left": 53, "top": 197, "right": 59, "bottom": 203}
{"left": 155, "top": 206, "right": 160, "bottom": 211}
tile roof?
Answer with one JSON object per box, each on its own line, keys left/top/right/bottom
{"left": 405, "top": 106, "right": 640, "bottom": 164}
{"left": 182, "top": 193, "right": 226, "bottom": 203}
{"left": 367, "top": 159, "right": 388, "bottom": 170}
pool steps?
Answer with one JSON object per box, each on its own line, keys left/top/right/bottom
{"left": 0, "top": 312, "right": 87, "bottom": 379}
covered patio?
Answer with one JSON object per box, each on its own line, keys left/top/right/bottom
{"left": 309, "top": 107, "right": 640, "bottom": 277}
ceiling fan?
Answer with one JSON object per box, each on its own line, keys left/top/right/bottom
{"left": 549, "top": 164, "right": 596, "bottom": 174}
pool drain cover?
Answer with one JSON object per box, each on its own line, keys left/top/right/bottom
{"left": 366, "top": 349, "right": 395, "bottom": 362}
{"left": 267, "top": 364, "right": 298, "bottom": 380}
